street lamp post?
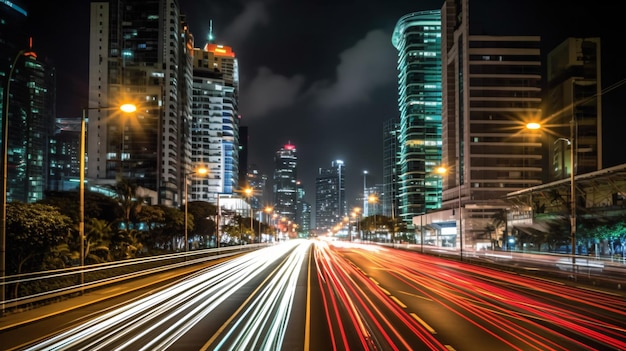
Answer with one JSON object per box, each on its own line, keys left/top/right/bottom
{"left": 79, "top": 104, "right": 136, "bottom": 289}
{"left": 353, "top": 207, "right": 361, "bottom": 241}
{"left": 1, "top": 49, "right": 29, "bottom": 313}
{"left": 215, "top": 193, "right": 221, "bottom": 248}
{"left": 183, "top": 167, "right": 208, "bottom": 253}
{"left": 272, "top": 213, "right": 278, "bottom": 242}
{"left": 244, "top": 187, "right": 253, "bottom": 242}
{"left": 262, "top": 206, "right": 273, "bottom": 243}
{"left": 436, "top": 166, "right": 462, "bottom": 259}
{"left": 368, "top": 194, "right": 378, "bottom": 242}
{"left": 527, "top": 117, "right": 577, "bottom": 268}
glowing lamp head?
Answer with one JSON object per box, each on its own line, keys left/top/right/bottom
{"left": 120, "top": 104, "right": 137, "bottom": 113}
{"left": 526, "top": 122, "right": 541, "bottom": 130}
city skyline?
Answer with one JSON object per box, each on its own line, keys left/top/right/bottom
{"left": 27, "top": 0, "right": 626, "bottom": 207}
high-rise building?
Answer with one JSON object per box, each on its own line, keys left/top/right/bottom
{"left": 296, "top": 180, "right": 311, "bottom": 235}
{"left": 49, "top": 118, "right": 81, "bottom": 191}
{"left": 88, "top": 0, "right": 192, "bottom": 206}
{"left": 246, "top": 164, "right": 267, "bottom": 211}
{"left": 315, "top": 160, "right": 346, "bottom": 232}
{"left": 546, "top": 37, "right": 602, "bottom": 180}
{"left": 190, "top": 41, "right": 240, "bottom": 203}
{"left": 2, "top": 1, "right": 55, "bottom": 204}
{"left": 273, "top": 143, "right": 298, "bottom": 223}
{"left": 392, "top": 10, "right": 442, "bottom": 227}
{"left": 412, "top": 0, "right": 544, "bottom": 249}
{"left": 440, "top": 0, "right": 543, "bottom": 208}
{"left": 4, "top": 48, "right": 53, "bottom": 203}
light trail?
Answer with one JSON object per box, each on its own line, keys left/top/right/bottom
{"left": 20, "top": 241, "right": 309, "bottom": 351}
{"left": 336, "top": 242, "right": 626, "bottom": 351}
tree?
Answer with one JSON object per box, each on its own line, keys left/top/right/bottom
{"left": 6, "top": 203, "right": 72, "bottom": 274}
{"left": 110, "top": 228, "right": 143, "bottom": 260}
{"left": 6, "top": 203, "right": 73, "bottom": 298}
{"left": 84, "top": 218, "right": 114, "bottom": 263}
{"left": 40, "top": 190, "right": 122, "bottom": 224}
{"left": 112, "top": 177, "right": 142, "bottom": 230}
{"left": 491, "top": 209, "right": 508, "bottom": 249}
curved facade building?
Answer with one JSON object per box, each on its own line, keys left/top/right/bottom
{"left": 392, "top": 10, "right": 442, "bottom": 227}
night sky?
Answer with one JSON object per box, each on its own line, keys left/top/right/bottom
{"left": 27, "top": 0, "right": 625, "bottom": 206}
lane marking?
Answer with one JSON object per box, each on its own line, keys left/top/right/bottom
{"left": 410, "top": 313, "right": 436, "bottom": 334}
{"left": 390, "top": 295, "right": 407, "bottom": 308}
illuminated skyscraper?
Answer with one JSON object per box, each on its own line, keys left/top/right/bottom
{"left": 190, "top": 41, "right": 240, "bottom": 203}
{"left": 273, "top": 143, "right": 298, "bottom": 223}
{"left": 88, "top": 0, "right": 193, "bottom": 206}
{"left": 2, "top": 1, "right": 54, "bottom": 203}
{"left": 315, "top": 160, "right": 346, "bottom": 232}
{"left": 392, "top": 10, "right": 442, "bottom": 227}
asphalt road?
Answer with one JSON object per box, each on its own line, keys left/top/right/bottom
{"left": 1, "top": 239, "right": 624, "bottom": 350}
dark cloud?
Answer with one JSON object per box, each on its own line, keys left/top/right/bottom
{"left": 313, "top": 29, "right": 397, "bottom": 110}
{"left": 239, "top": 67, "right": 306, "bottom": 118}
{"left": 222, "top": 2, "right": 271, "bottom": 48}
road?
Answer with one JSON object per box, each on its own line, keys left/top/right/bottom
{"left": 1, "top": 239, "right": 625, "bottom": 350}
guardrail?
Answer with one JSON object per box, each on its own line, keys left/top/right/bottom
{"left": 379, "top": 242, "right": 625, "bottom": 291}
{"left": 1, "top": 244, "right": 266, "bottom": 313}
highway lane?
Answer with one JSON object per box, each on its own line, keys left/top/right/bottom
{"left": 2, "top": 238, "right": 625, "bottom": 350}
{"left": 329, "top": 240, "right": 626, "bottom": 351}
{"left": 2, "top": 240, "right": 326, "bottom": 351}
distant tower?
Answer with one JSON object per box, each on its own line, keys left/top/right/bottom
{"left": 273, "top": 143, "right": 298, "bottom": 223}
{"left": 315, "top": 160, "right": 346, "bottom": 232}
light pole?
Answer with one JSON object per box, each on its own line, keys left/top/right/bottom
{"left": 527, "top": 117, "right": 577, "bottom": 267}
{"left": 262, "top": 206, "right": 273, "bottom": 243}
{"left": 184, "top": 167, "right": 208, "bottom": 252}
{"left": 368, "top": 194, "right": 378, "bottom": 242}
{"left": 2, "top": 48, "right": 30, "bottom": 313}
{"left": 353, "top": 207, "right": 361, "bottom": 241}
{"left": 437, "top": 166, "right": 462, "bottom": 259}
{"left": 215, "top": 193, "right": 222, "bottom": 248}
{"left": 363, "top": 170, "right": 368, "bottom": 215}
{"left": 272, "top": 213, "right": 278, "bottom": 242}
{"left": 244, "top": 187, "right": 254, "bottom": 242}
{"left": 79, "top": 104, "right": 136, "bottom": 288}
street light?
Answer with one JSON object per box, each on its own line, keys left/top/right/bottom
{"left": 363, "top": 170, "right": 368, "bottom": 215}
{"left": 527, "top": 119, "right": 577, "bottom": 265}
{"left": 353, "top": 207, "right": 361, "bottom": 241}
{"left": 2, "top": 48, "right": 31, "bottom": 313}
{"left": 272, "top": 213, "right": 278, "bottom": 241}
{"left": 244, "top": 187, "right": 254, "bottom": 242}
{"left": 262, "top": 206, "right": 273, "bottom": 243}
{"left": 437, "top": 165, "right": 462, "bottom": 259}
{"left": 215, "top": 193, "right": 223, "bottom": 248}
{"left": 78, "top": 103, "right": 136, "bottom": 288}
{"left": 184, "top": 167, "right": 208, "bottom": 252}
{"left": 368, "top": 194, "right": 378, "bottom": 242}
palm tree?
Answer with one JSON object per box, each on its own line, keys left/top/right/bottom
{"left": 113, "top": 177, "right": 141, "bottom": 230}
{"left": 85, "top": 218, "right": 113, "bottom": 263}
{"left": 491, "top": 209, "right": 508, "bottom": 249}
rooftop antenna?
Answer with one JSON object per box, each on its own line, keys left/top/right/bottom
{"left": 207, "top": 20, "right": 214, "bottom": 44}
